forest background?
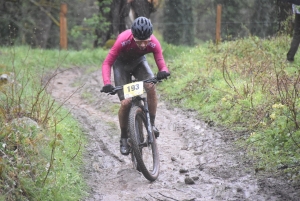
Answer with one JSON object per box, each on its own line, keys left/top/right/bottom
{"left": 0, "top": 0, "right": 293, "bottom": 49}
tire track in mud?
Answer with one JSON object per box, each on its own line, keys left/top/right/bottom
{"left": 47, "top": 67, "right": 300, "bottom": 201}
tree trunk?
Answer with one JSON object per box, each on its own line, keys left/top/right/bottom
{"left": 131, "top": 0, "right": 152, "bottom": 18}
{"left": 34, "top": 5, "right": 53, "bottom": 48}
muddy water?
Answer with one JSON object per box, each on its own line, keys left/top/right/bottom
{"left": 47, "top": 67, "right": 300, "bottom": 201}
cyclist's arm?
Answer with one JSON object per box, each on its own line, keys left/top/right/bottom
{"left": 151, "top": 36, "right": 169, "bottom": 73}
{"left": 102, "top": 47, "right": 119, "bottom": 85}
{"left": 102, "top": 33, "right": 129, "bottom": 85}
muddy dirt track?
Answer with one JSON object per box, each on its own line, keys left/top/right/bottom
{"left": 47, "top": 67, "right": 300, "bottom": 201}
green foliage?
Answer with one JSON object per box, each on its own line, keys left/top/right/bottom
{"left": 97, "top": 0, "right": 113, "bottom": 34}
{"left": 159, "top": 34, "right": 300, "bottom": 175}
{"left": 70, "top": 14, "right": 100, "bottom": 49}
{"left": 0, "top": 0, "right": 110, "bottom": 49}
{"left": 163, "top": 0, "right": 194, "bottom": 46}
{"left": 70, "top": 0, "right": 112, "bottom": 49}
{"left": 250, "top": 0, "right": 278, "bottom": 37}
{"left": 164, "top": 0, "right": 283, "bottom": 45}
{"left": 0, "top": 46, "right": 109, "bottom": 200}
{"left": 0, "top": 0, "right": 288, "bottom": 49}
{"left": 104, "top": 39, "right": 116, "bottom": 49}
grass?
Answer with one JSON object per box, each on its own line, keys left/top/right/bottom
{"left": 160, "top": 35, "right": 300, "bottom": 179}
{"left": 1, "top": 32, "right": 300, "bottom": 200}
{"left": 0, "top": 46, "right": 109, "bottom": 201}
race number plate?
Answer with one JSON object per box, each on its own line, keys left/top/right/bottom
{"left": 123, "top": 81, "right": 144, "bottom": 99}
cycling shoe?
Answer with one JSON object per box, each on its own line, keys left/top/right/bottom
{"left": 153, "top": 126, "right": 160, "bottom": 138}
{"left": 120, "top": 138, "right": 130, "bottom": 155}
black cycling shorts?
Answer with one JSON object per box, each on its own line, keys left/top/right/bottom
{"left": 113, "top": 56, "right": 154, "bottom": 101}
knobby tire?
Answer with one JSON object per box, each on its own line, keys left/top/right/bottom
{"left": 129, "top": 106, "right": 160, "bottom": 181}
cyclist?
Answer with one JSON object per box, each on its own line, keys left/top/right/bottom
{"left": 100, "top": 16, "right": 170, "bottom": 155}
{"left": 287, "top": 3, "right": 300, "bottom": 62}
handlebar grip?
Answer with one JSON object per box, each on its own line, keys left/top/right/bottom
{"left": 109, "top": 91, "right": 117, "bottom": 95}
{"left": 101, "top": 85, "right": 116, "bottom": 94}
{"left": 101, "top": 87, "right": 118, "bottom": 95}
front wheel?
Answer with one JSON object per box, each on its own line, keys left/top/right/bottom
{"left": 128, "top": 106, "right": 159, "bottom": 181}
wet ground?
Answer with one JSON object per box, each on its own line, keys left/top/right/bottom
{"left": 47, "top": 67, "right": 300, "bottom": 201}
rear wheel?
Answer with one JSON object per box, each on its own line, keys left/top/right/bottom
{"left": 128, "top": 106, "right": 159, "bottom": 181}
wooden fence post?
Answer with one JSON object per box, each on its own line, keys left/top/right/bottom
{"left": 216, "top": 4, "right": 222, "bottom": 44}
{"left": 60, "top": 3, "right": 67, "bottom": 50}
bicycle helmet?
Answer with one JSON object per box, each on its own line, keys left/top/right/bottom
{"left": 131, "top": 17, "right": 153, "bottom": 40}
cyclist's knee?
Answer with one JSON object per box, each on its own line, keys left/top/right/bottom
{"left": 145, "top": 83, "right": 157, "bottom": 108}
{"left": 120, "top": 99, "right": 132, "bottom": 108}
{"left": 145, "top": 83, "right": 156, "bottom": 97}
{"left": 144, "top": 83, "right": 155, "bottom": 90}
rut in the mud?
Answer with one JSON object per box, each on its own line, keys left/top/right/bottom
{"left": 47, "top": 67, "right": 300, "bottom": 201}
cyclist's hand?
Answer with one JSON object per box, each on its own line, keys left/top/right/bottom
{"left": 100, "top": 84, "right": 114, "bottom": 93}
{"left": 157, "top": 71, "right": 170, "bottom": 80}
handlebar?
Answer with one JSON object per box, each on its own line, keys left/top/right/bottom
{"left": 101, "top": 77, "right": 163, "bottom": 95}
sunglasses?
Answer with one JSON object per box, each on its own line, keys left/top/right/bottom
{"left": 134, "top": 38, "right": 151, "bottom": 46}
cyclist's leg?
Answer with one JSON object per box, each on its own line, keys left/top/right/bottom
{"left": 287, "top": 13, "right": 300, "bottom": 61}
{"left": 113, "top": 60, "right": 132, "bottom": 154}
{"left": 133, "top": 58, "right": 160, "bottom": 137}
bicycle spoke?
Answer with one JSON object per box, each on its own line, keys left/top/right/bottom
{"left": 129, "top": 106, "right": 159, "bottom": 181}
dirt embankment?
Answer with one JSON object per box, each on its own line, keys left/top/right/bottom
{"left": 47, "top": 67, "right": 300, "bottom": 201}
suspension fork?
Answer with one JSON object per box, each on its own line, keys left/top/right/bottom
{"left": 135, "top": 96, "right": 153, "bottom": 144}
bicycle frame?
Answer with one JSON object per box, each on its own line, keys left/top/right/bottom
{"left": 102, "top": 76, "right": 163, "bottom": 181}
{"left": 131, "top": 95, "right": 154, "bottom": 145}
{"left": 109, "top": 77, "right": 159, "bottom": 144}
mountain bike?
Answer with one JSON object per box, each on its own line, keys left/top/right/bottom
{"left": 104, "top": 77, "right": 163, "bottom": 181}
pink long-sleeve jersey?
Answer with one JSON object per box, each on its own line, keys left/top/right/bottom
{"left": 101, "top": 29, "right": 169, "bottom": 85}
